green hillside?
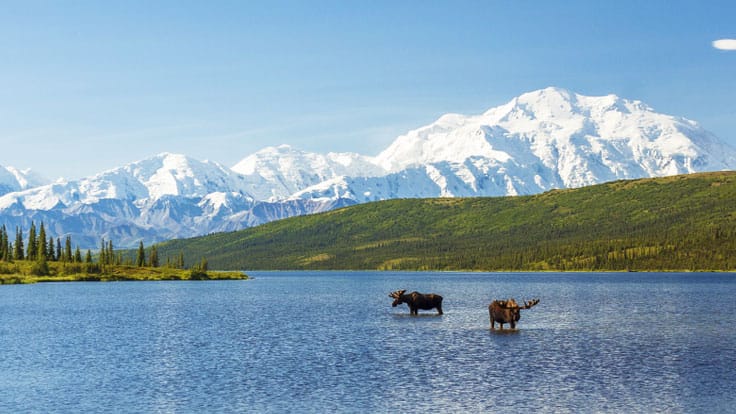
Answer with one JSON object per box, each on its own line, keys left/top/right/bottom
{"left": 155, "top": 172, "right": 736, "bottom": 271}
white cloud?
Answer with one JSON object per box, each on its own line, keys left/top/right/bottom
{"left": 713, "top": 39, "right": 736, "bottom": 50}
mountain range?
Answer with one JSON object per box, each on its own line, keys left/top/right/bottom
{"left": 2, "top": 87, "right": 735, "bottom": 248}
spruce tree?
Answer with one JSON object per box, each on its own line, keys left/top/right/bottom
{"left": 14, "top": 226, "right": 24, "bottom": 260}
{"left": 64, "top": 236, "right": 73, "bottom": 262}
{"left": 56, "top": 238, "right": 62, "bottom": 262}
{"left": 99, "top": 238, "right": 107, "bottom": 265}
{"left": 149, "top": 245, "right": 159, "bottom": 267}
{"left": 136, "top": 241, "right": 145, "bottom": 267}
{"left": 27, "top": 221, "right": 37, "bottom": 261}
{"left": 0, "top": 225, "right": 6, "bottom": 261}
{"left": 38, "top": 222, "right": 47, "bottom": 260}
{"left": 85, "top": 249, "right": 93, "bottom": 263}
{"left": 74, "top": 246, "right": 82, "bottom": 263}
{"left": 108, "top": 240, "right": 115, "bottom": 265}
{"left": 48, "top": 236, "right": 56, "bottom": 261}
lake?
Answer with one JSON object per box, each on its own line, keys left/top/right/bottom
{"left": 1, "top": 271, "right": 735, "bottom": 413}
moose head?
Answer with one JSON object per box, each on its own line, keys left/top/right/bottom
{"left": 389, "top": 289, "right": 407, "bottom": 307}
{"left": 488, "top": 298, "right": 539, "bottom": 329}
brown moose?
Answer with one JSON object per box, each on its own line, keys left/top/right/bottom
{"left": 488, "top": 298, "right": 539, "bottom": 329}
{"left": 389, "top": 290, "right": 443, "bottom": 315}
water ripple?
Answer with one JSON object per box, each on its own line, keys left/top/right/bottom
{"left": 1, "top": 273, "right": 735, "bottom": 412}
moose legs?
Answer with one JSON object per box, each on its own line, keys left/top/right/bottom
{"left": 409, "top": 305, "right": 442, "bottom": 315}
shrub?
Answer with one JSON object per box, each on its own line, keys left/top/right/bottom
{"left": 30, "top": 258, "right": 50, "bottom": 276}
{"left": 189, "top": 267, "right": 208, "bottom": 280}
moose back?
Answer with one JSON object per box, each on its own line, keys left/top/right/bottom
{"left": 389, "top": 290, "right": 443, "bottom": 315}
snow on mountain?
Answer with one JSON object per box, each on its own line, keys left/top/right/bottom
{"left": 231, "top": 144, "right": 386, "bottom": 201}
{"left": 0, "top": 152, "right": 358, "bottom": 247}
{"left": 2, "top": 87, "right": 735, "bottom": 248}
{"left": 0, "top": 153, "right": 254, "bottom": 210}
{"left": 0, "top": 165, "right": 47, "bottom": 196}
{"left": 375, "top": 87, "right": 736, "bottom": 193}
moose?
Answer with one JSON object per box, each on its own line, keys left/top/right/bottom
{"left": 488, "top": 298, "right": 539, "bottom": 329}
{"left": 389, "top": 289, "right": 444, "bottom": 315}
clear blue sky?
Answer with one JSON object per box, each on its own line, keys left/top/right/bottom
{"left": 1, "top": 0, "right": 735, "bottom": 180}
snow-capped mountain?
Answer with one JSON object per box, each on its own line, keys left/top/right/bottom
{"left": 0, "top": 152, "right": 356, "bottom": 247}
{"left": 289, "top": 87, "right": 736, "bottom": 202}
{"left": 0, "top": 165, "right": 47, "bottom": 196}
{"left": 373, "top": 87, "right": 736, "bottom": 194}
{"left": 2, "top": 87, "right": 735, "bottom": 248}
{"left": 1, "top": 153, "right": 253, "bottom": 211}
{"left": 231, "top": 144, "right": 386, "bottom": 201}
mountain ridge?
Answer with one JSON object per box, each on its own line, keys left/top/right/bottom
{"left": 2, "top": 87, "right": 735, "bottom": 248}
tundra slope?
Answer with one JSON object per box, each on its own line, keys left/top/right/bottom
{"left": 1, "top": 87, "right": 735, "bottom": 248}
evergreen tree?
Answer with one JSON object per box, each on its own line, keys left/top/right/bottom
{"left": 0, "top": 225, "right": 6, "bottom": 261}
{"left": 149, "top": 245, "right": 159, "bottom": 267}
{"left": 38, "top": 222, "right": 47, "bottom": 260}
{"left": 56, "top": 238, "right": 62, "bottom": 262}
{"left": 48, "top": 236, "right": 56, "bottom": 261}
{"left": 27, "top": 221, "right": 37, "bottom": 261}
{"left": 99, "top": 238, "right": 107, "bottom": 265}
{"left": 136, "top": 241, "right": 145, "bottom": 267}
{"left": 64, "top": 236, "right": 73, "bottom": 262}
{"left": 74, "top": 246, "right": 82, "bottom": 263}
{"left": 85, "top": 249, "right": 93, "bottom": 263}
{"left": 14, "top": 226, "right": 24, "bottom": 260}
{"left": 108, "top": 240, "right": 115, "bottom": 265}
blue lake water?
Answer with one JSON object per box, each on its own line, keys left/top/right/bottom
{"left": 1, "top": 271, "right": 735, "bottom": 413}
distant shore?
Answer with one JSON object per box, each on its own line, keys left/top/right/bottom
{"left": 0, "top": 260, "right": 248, "bottom": 285}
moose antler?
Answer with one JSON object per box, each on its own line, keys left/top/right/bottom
{"left": 389, "top": 290, "right": 406, "bottom": 299}
{"left": 495, "top": 298, "right": 539, "bottom": 310}
{"left": 520, "top": 298, "right": 540, "bottom": 309}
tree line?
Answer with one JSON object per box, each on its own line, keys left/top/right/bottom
{"left": 0, "top": 221, "right": 189, "bottom": 269}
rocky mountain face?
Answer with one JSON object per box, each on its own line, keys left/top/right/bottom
{"left": 2, "top": 87, "right": 735, "bottom": 248}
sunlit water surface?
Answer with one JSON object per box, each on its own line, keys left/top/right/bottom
{"left": 1, "top": 272, "right": 735, "bottom": 412}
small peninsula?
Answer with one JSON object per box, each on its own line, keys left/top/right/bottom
{"left": 0, "top": 226, "right": 247, "bottom": 284}
{"left": 0, "top": 259, "right": 247, "bottom": 284}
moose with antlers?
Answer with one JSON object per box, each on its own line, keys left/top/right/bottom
{"left": 488, "top": 298, "right": 540, "bottom": 329}
{"left": 389, "top": 290, "right": 444, "bottom": 315}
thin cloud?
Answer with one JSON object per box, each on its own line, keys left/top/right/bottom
{"left": 713, "top": 39, "right": 736, "bottom": 50}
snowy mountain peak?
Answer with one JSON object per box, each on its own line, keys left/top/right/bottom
{"left": 110, "top": 152, "right": 250, "bottom": 200}
{"left": 377, "top": 87, "right": 736, "bottom": 188}
{"left": 232, "top": 145, "right": 385, "bottom": 201}
{"left": 0, "top": 165, "right": 48, "bottom": 196}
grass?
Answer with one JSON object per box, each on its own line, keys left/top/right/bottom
{"left": 0, "top": 260, "right": 248, "bottom": 285}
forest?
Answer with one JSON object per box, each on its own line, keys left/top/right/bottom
{"left": 152, "top": 172, "right": 736, "bottom": 272}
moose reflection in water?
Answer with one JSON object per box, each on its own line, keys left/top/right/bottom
{"left": 488, "top": 298, "right": 540, "bottom": 330}
{"left": 389, "top": 290, "right": 443, "bottom": 315}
